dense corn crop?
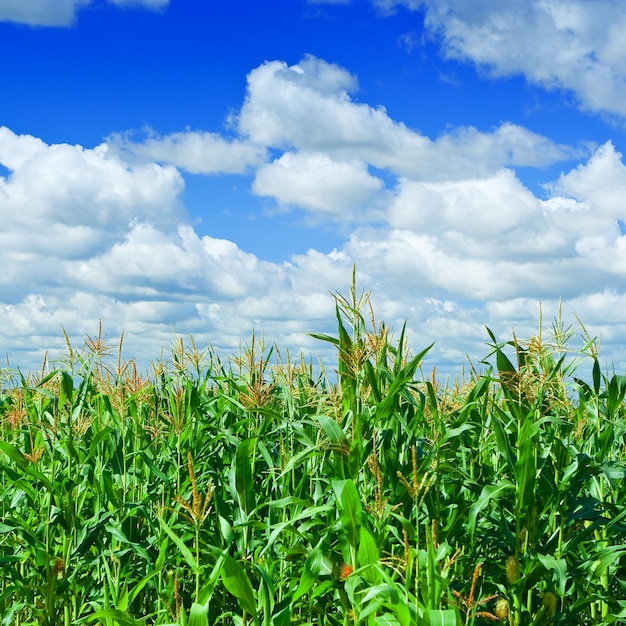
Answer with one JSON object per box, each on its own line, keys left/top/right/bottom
{"left": 1, "top": 282, "right": 626, "bottom": 625}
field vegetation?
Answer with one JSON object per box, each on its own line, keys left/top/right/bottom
{"left": 1, "top": 278, "right": 626, "bottom": 625}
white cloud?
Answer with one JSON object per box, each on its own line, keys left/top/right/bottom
{"left": 238, "top": 55, "right": 576, "bottom": 182}
{"left": 358, "top": 141, "right": 626, "bottom": 305}
{"left": 545, "top": 142, "right": 626, "bottom": 276}
{"left": 253, "top": 152, "right": 384, "bottom": 216}
{"left": 0, "top": 122, "right": 353, "bottom": 371}
{"left": 2, "top": 54, "right": 626, "bottom": 379}
{"left": 0, "top": 126, "right": 184, "bottom": 303}
{"left": 108, "top": 0, "right": 168, "bottom": 9}
{"left": 71, "top": 223, "right": 273, "bottom": 299}
{"left": 0, "top": 127, "right": 183, "bottom": 235}
{"left": 0, "top": 125, "right": 47, "bottom": 169}
{"left": 0, "top": 0, "right": 168, "bottom": 26}
{"left": 377, "top": 0, "right": 626, "bottom": 117}
{"left": 433, "top": 123, "right": 577, "bottom": 169}
{"left": 0, "top": 0, "right": 87, "bottom": 26}
{"left": 234, "top": 55, "right": 579, "bottom": 226}
{"left": 548, "top": 141, "right": 626, "bottom": 219}
{"left": 107, "top": 129, "right": 267, "bottom": 175}
{"left": 388, "top": 168, "right": 583, "bottom": 262}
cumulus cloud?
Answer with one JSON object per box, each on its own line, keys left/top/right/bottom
{"left": 253, "top": 152, "right": 384, "bottom": 217}
{"left": 363, "top": 141, "right": 626, "bottom": 305}
{"left": 0, "top": 123, "right": 350, "bottom": 367}
{"left": 71, "top": 223, "right": 274, "bottom": 299}
{"left": 238, "top": 55, "right": 576, "bottom": 184}
{"left": 2, "top": 54, "right": 626, "bottom": 378}
{"left": 546, "top": 142, "right": 626, "bottom": 275}
{"left": 0, "top": 0, "right": 87, "bottom": 27}
{"left": 374, "top": 0, "right": 626, "bottom": 117}
{"left": 109, "top": 0, "right": 168, "bottom": 8}
{"left": 0, "top": 127, "right": 184, "bottom": 234}
{"left": 0, "top": 0, "right": 168, "bottom": 26}
{"left": 0, "top": 126, "right": 184, "bottom": 302}
{"left": 548, "top": 141, "right": 626, "bottom": 217}
{"left": 108, "top": 129, "right": 267, "bottom": 175}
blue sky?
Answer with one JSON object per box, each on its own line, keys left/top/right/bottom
{"left": 2, "top": 0, "right": 626, "bottom": 378}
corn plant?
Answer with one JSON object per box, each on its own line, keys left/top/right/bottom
{"left": 1, "top": 283, "right": 626, "bottom": 625}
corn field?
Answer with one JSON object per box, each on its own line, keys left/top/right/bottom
{"left": 1, "top": 281, "right": 626, "bottom": 625}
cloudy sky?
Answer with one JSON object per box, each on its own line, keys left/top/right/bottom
{"left": 2, "top": 0, "right": 626, "bottom": 378}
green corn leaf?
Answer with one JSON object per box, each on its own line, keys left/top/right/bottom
{"left": 317, "top": 415, "right": 349, "bottom": 449}
{"left": 599, "top": 461, "right": 626, "bottom": 480}
{"left": 514, "top": 443, "right": 537, "bottom": 518}
{"left": 593, "top": 358, "right": 601, "bottom": 394}
{"left": 188, "top": 602, "right": 209, "bottom": 626}
{"left": 358, "top": 584, "right": 400, "bottom": 621}
{"left": 139, "top": 450, "right": 173, "bottom": 489}
{"left": 587, "top": 545, "right": 626, "bottom": 581}
{"left": 72, "top": 510, "right": 116, "bottom": 557}
{"left": 386, "top": 593, "right": 413, "bottom": 626}
{"left": 364, "top": 359, "right": 382, "bottom": 404}
{"left": 254, "top": 564, "right": 274, "bottom": 626}
{"left": 0, "top": 440, "right": 28, "bottom": 469}
{"left": 277, "top": 445, "right": 318, "bottom": 477}
{"left": 358, "top": 526, "right": 381, "bottom": 584}
{"left": 607, "top": 374, "right": 626, "bottom": 419}
{"left": 491, "top": 408, "right": 516, "bottom": 475}
{"left": 81, "top": 609, "right": 145, "bottom": 625}
{"left": 0, "top": 441, "right": 54, "bottom": 492}
{"left": 221, "top": 554, "right": 256, "bottom": 617}
{"left": 425, "top": 523, "right": 440, "bottom": 610}
{"left": 218, "top": 514, "right": 234, "bottom": 546}
{"left": 468, "top": 480, "right": 515, "bottom": 542}
{"left": 358, "top": 526, "right": 379, "bottom": 567}
{"left": 377, "top": 343, "right": 433, "bottom": 422}
{"left": 308, "top": 331, "right": 340, "bottom": 347}
{"left": 235, "top": 437, "right": 256, "bottom": 516}
{"left": 425, "top": 380, "right": 439, "bottom": 423}
{"left": 272, "top": 601, "right": 292, "bottom": 626}
{"left": 442, "top": 422, "right": 475, "bottom": 440}
{"left": 495, "top": 345, "right": 516, "bottom": 374}
{"left": 198, "top": 549, "right": 226, "bottom": 606}
{"left": 3, "top": 474, "right": 37, "bottom": 504}
{"left": 156, "top": 515, "right": 198, "bottom": 574}
{"left": 260, "top": 504, "right": 332, "bottom": 557}
{"left": 293, "top": 544, "right": 324, "bottom": 602}
{"left": 332, "top": 479, "right": 362, "bottom": 546}
{"left": 367, "top": 616, "right": 404, "bottom": 626}
{"left": 537, "top": 554, "right": 567, "bottom": 600}
{"left": 424, "top": 608, "right": 462, "bottom": 626}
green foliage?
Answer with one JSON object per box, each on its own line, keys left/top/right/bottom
{"left": 1, "top": 286, "right": 626, "bottom": 625}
